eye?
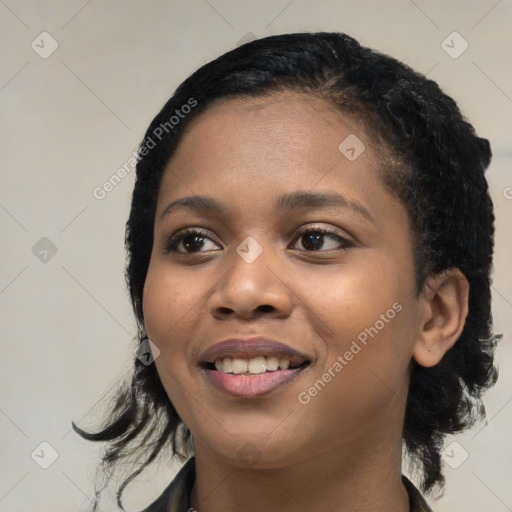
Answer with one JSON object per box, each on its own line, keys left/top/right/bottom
{"left": 164, "top": 228, "right": 220, "bottom": 254}
{"left": 164, "top": 225, "right": 355, "bottom": 255}
{"left": 291, "top": 226, "right": 354, "bottom": 252}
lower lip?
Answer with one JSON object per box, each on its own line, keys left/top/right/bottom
{"left": 203, "top": 367, "right": 307, "bottom": 398}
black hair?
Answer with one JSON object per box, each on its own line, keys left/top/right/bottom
{"left": 74, "top": 31, "right": 499, "bottom": 510}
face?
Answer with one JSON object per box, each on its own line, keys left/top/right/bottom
{"left": 143, "top": 92, "right": 425, "bottom": 469}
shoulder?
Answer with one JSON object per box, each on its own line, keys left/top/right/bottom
{"left": 139, "top": 457, "right": 196, "bottom": 512}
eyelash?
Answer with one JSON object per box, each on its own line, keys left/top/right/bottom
{"left": 164, "top": 226, "right": 355, "bottom": 254}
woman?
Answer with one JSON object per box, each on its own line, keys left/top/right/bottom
{"left": 75, "top": 32, "right": 499, "bottom": 512}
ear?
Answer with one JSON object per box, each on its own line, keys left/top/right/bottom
{"left": 412, "top": 269, "right": 469, "bottom": 368}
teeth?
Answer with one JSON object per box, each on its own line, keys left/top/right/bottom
{"left": 231, "top": 358, "right": 248, "bottom": 374}
{"left": 248, "top": 356, "right": 266, "bottom": 374}
{"left": 213, "top": 356, "right": 296, "bottom": 375}
{"left": 266, "top": 356, "right": 279, "bottom": 371}
{"left": 223, "top": 357, "right": 233, "bottom": 373}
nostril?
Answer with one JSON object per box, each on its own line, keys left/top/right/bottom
{"left": 258, "top": 305, "right": 275, "bottom": 313}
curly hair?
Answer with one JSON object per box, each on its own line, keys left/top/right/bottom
{"left": 74, "top": 31, "right": 500, "bottom": 510}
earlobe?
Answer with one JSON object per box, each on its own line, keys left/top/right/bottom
{"left": 412, "top": 269, "right": 469, "bottom": 368}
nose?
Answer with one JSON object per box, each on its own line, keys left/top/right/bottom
{"left": 208, "top": 245, "right": 294, "bottom": 321}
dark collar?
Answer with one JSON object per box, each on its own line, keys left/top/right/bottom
{"left": 402, "top": 474, "right": 435, "bottom": 512}
{"left": 141, "top": 457, "right": 434, "bottom": 512}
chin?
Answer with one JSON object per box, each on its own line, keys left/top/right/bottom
{"left": 193, "top": 426, "right": 308, "bottom": 470}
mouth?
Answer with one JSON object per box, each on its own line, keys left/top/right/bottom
{"left": 199, "top": 337, "right": 312, "bottom": 398}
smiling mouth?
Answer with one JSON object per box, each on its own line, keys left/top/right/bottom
{"left": 200, "top": 356, "right": 311, "bottom": 398}
{"left": 199, "top": 337, "right": 312, "bottom": 397}
{"left": 201, "top": 356, "right": 310, "bottom": 376}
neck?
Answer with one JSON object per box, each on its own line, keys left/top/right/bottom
{"left": 190, "top": 429, "right": 410, "bottom": 512}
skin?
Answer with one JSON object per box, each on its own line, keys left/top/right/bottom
{"left": 142, "top": 92, "right": 469, "bottom": 512}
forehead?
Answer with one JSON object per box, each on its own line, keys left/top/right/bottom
{"left": 155, "top": 93, "right": 410, "bottom": 239}
{"left": 183, "top": 92, "right": 372, "bottom": 155}
{"left": 160, "top": 92, "right": 382, "bottom": 192}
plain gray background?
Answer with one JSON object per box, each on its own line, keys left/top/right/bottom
{"left": 1, "top": 1, "right": 511, "bottom": 511}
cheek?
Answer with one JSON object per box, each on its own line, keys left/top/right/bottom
{"left": 308, "top": 261, "right": 406, "bottom": 341}
{"left": 142, "top": 264, "right": 201, "bottom": 375}
{"left": 305, "top": 259, "right": 416, "bottom": 392}
{"left": 142, "top": 265, "right": 201, "bottom": 412}
{"left": 142, "top": 268, "right": 170, "bottom": 342}
{"left": 143, "top": 263, "right": 197, "bottom": 336}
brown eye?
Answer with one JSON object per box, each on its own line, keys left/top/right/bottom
{"left": 165, "top": 228, "right": 219, "bottom": 254}
{"left": 292, "top": 227, "right": 354, "bottom": 252}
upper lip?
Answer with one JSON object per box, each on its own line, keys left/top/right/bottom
{"left": 199, "top": 336, "right": 311, "bottom": 366}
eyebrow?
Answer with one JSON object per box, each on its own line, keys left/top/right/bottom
{"left": 160, "top": 191, "right": 375, "bottom": 225}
